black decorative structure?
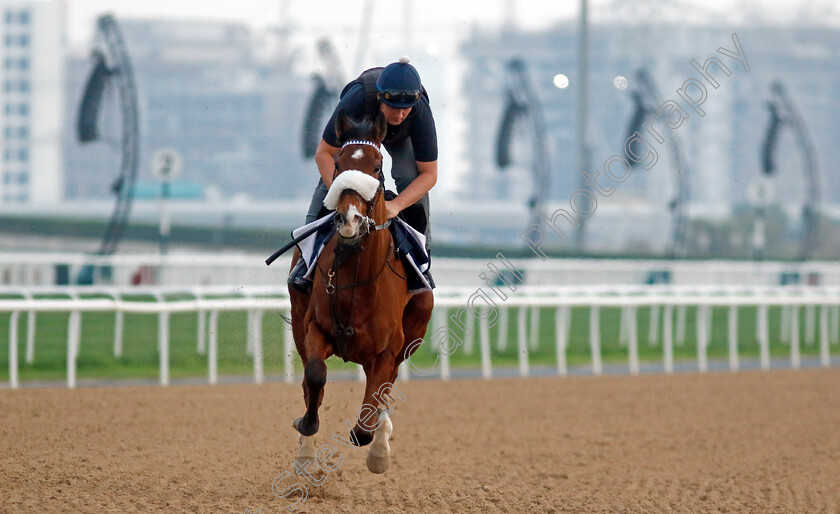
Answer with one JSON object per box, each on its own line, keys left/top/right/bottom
{"left": 759, "top": 80, "right": 821, "bottom": 261}
{"left": 76, "top": 14, "right": 139, "bottom": 258}
{"left": 495, "top": 58, "right": 552, "bottom": 232}
{"left": 624, "top": 68, "right": 690, "bottom": 257}
{"left": 301, "top": 39, "right": 343, "bottom": 158}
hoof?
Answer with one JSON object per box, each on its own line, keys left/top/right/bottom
{"left": 366, "top": 411, "right": 392, "bottom": 473}
{"left": 293, "top": 416, "right": 319, "bottom": 436}
{"left": 294, "top": 454, "right": 320, "bottom": 474}
{"left": 295, "top": 434, "right": 318, "bottom": 475}
{"left": 366, "top": 447, "right": 390, "bottom": 474}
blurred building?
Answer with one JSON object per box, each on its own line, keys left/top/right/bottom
{"left": 53, "top": 12, "right": 840, "bottom": 254}
{"left": 460, "top": 20, "right": 840, "bottom": 218}
{"left": 64, "top": 18, "right": 315, "bottom": 202}
{"left": 0, "top": 0, "right": 63, "bottom": 205}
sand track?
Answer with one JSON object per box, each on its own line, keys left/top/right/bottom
{"left": 2, "top": 369, "right": 840, "bottom": 512}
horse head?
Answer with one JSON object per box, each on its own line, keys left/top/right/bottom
{"left": 324, "top": 110, "right": 388, "bottom": 243}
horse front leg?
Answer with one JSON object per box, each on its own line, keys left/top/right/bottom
{"left": 292, "top": 324, "right": 329, "bottom": 473}
{"left": 350, "top": 351, "right": 396, "bottom": 446}
{"left": 294, "top": 324, "right": 329, "bottom": 436}
{"left": 366, "top": 408, "right": 393, "bottom": 474}
{"left": 349, "top": 350, "right": 398, "bottom": 473}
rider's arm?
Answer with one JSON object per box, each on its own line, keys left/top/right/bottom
{"left": 314, "top": 139, "right": 341, "bottom": 188}
{"left": 385, "top": 160, "right": 437, "bottom": 219}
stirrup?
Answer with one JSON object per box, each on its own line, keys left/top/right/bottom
{"left": 288, "top": 257, "right": 312, "bottom": 293}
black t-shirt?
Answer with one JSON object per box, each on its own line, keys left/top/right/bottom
{"left": 321, "top": 83, "right": 438, "bottom": 162}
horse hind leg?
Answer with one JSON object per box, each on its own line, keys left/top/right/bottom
{"left": 398, "top": 291, "right": 434, "bottom": 369}
{"left": 366, "top": 409, "right": 393, "bottom": 474}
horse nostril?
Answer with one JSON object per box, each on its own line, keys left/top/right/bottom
{"left": 345, "top": 205, "right": 364, "bottom": 226}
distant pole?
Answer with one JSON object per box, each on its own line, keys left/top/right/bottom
{"left": 503, "top": 0, "right": 517, "bottom": 30}
{"left": 278, "top": 0, "right": 291, "bottom": 30}
{"left": 752, "top": 207, "right": 766, "bottom": 261}
{"left": 159, "top": 182, "right": 171, "bottom": 256}
{"left": 576, "top": 0, "right": 590, "bottom": 250}
{"left": 151, "top": 148, "right": 183, "bottom": 257}
{"left": 749, "top": 177, "right": 772, "bottom": 261}
{"left": 354, "top": 0, "right": 375, "bottom": 72}
{"left": 404, "top": 0, "right": 412, "bottom": 52}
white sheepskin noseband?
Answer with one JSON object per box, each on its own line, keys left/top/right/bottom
{"left": 323, "top": 170, "right": 380, "bottom": 210}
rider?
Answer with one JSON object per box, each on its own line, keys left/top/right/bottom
{"left": 289, "top": 57, "right": 438, "bottom": 291}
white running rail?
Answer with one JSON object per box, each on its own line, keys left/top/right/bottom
{"left": 3, "top": 252, "right": 840, "bottom": 287}
{"left": 2, "top": 285, "right": 839, "bottom": 390}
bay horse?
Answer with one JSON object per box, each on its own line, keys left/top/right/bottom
{"left": 288, "top": 110, "right": 434, "bottom": 474}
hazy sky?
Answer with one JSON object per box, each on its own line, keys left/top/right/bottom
{"left": 60, "top": 0, "right": 833, "bottom": 197}
{"left": 65, "top": 0, "right": 573, "bottom": 44}
{"left": 62, "top": 0, "right": 827, "bottom": 78}
{"left": 64, "top": 0, "right": 818, "bottom": 46}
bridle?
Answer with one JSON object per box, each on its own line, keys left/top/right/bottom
{"left": 324, "top": 138, "right": 400, "bottom": 359}
{"left": 332, "top": 139, "right": 391, "bottom": 238}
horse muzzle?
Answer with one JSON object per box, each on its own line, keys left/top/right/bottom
{"left": 336, "top": 205, "right": 372, "bottom": 242}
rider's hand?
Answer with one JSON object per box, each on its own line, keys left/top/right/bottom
{"left": 385, "top": 200, "right": 402, "bottom": 220}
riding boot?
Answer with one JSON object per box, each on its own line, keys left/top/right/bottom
{"left": 287, "top": 256, "right": 312, "bottom": 293}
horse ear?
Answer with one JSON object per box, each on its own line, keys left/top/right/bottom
{"left": 334, "top": 109, "right": 352, "bottom": 142}
{"left": 371, "top": 110, "right": 387, "bottom": 144}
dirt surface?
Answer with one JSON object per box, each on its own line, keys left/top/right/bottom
{"left": 2, "top": 369, "right": 840, "bottom": 513}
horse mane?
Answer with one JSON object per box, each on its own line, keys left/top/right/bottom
{"left": 336, "top": 117, "right": 377, "bottom": 144}
{"left": 334, "top": 109, "right": 386, "bottom": 145}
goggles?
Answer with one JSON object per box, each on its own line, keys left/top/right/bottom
{"left": 379, "top": 89, "right": 421, "bottom": 106}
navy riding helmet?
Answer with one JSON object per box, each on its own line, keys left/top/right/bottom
{"left": 376, "top": 57, "right": 422, "bottom": 109}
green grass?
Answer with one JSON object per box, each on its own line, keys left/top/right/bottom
{"left": 0, "top": 304, "right": 833, "bottom": 384}
{"left": 422, "top": 305, "right": 831, "bottom": 370}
